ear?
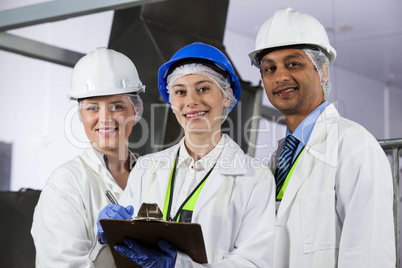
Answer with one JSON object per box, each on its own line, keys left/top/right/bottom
{"left": 223, "top": 88, "right": 232, "bottom": 108}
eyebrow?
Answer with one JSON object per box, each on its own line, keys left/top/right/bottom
{"left": 83, "top": 100, "right": 125, "bottom": 106}
{"left": 82, "top": 102, "right": 98, "bottom": 107}
{"left": 261, "top": 52, "right": 305, "bottom": 64}
{"left": 283, "top": 53, "right": 305, "bottom": 61}
{"left": 172, "top": 79, "right": 213, "bottom": 88}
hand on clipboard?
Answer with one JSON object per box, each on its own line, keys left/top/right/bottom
{"left": 97, "top": 204, "right": 134, "bottom": 244}
{"left": 115, "top": 238, "right": 177, "bottom": 268}
{"left": 99, "top": 202, "right": 208, "bottom": 268}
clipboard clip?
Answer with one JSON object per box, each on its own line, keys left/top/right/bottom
{"left": 135, "top": 203, "right": 164, "bottom": 221}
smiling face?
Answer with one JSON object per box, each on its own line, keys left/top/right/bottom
{"left": 80, "top": 94, "right": 136, "bottom": 154}
{"left": 170, "top": 74, "right": 230, "bottom": 138}
{"left": 260, "top": 48, "right": 325, "bottom": 119}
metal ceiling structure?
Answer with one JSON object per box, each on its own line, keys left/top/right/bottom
{"left": 0, "top": 32, "right": 83, "bottom": 67}
{"left": 0, "top": 0, "right": 164, "bottom": 31}
{"left": 0, "top": 0, "right": 164, "bottom": 67}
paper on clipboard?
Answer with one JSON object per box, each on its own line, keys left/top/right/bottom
{"left": 99, "top": 203, "right": 208, "bottom": 267}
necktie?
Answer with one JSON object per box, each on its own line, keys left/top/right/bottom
{"left": 275, "top": 135, "right": 300, "bottom": 196}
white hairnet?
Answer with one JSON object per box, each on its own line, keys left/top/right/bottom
{"left": 302, "top": 48, "right": 331, "bottom": 99}
{"left": 126, "top": 93, "right": 143, "bottom": 123}
{"left": 166, "top": 63, "right": 237, "bottom": 123}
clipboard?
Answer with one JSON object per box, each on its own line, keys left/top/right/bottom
{"left": 100, "top": 218, "right": 208, "bottom": 267}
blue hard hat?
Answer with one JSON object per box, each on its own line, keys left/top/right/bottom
{"left": 158, "top": 42, "right": 241, "bottom": 110}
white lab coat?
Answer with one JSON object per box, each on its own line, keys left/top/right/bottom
{"left": 271, "top": 104, "right": 395, "bottom": 267}
{"left": 118, "top": 135, "right": 276, "bottom": 267}
{"left": 31, "top": 147, "right": 130, "bottom": 268}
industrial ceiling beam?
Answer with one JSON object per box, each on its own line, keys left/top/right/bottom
{"left": 0, "top": 32, "right": 84, "bottom": 67}
{"left": 0, "top": 0, "right": 166, "bottom": 65}
{"left": 0, "top": 0, "right": 166, "bottom": 32}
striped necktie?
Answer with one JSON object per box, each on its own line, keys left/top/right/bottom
{"left": 275, "top": 135, "right": 300, "bottom": 196}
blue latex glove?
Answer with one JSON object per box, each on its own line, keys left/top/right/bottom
{"left": 97, "top": 204, "right": 134, "bottom": 244}
{"left": 115, "top": 238, "right": 177, "bottom": 268}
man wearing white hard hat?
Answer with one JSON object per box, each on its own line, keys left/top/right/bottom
{"left": 31, "top": 48, "right": 144, "bottom": 267}
{"left": 249, "top": 7, "right": 395, "bottom": 267}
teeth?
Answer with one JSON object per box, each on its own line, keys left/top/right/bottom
{"left": 186, "top": 111, "right": 206, "bottom": 118}
{"left": 99, "top": 129, "right": 116, "bottom": 133}
{"left": 282, "top": 88, "right": 295, "bottom": 93}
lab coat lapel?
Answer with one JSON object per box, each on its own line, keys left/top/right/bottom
{"left": 269, "top": 138, "right": 285, "bottom": 172}
{"left": 154, "top": 144, "right": 181, "bottom": 201}
{"left": 192, "top": 136, "right": 247, "bottom": 218}
{"left": 192, "top": 168, "right": 224, "bottom": 216}
{"left": 307, "top": 104, "right": 340, "bottom": 169}
{"left": 276, "top": 104, "right": 340, "bottom": 222}
{"left": 83, "top": 147, "right": 122, "bottom": 193}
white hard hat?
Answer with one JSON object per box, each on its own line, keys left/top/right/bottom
{"left": 249, "top": 7, "right": 337, "bottom": 68}
{"left": 68, "top": 47, "right": 145, "bottom": 100}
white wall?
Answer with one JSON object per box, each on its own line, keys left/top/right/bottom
{"left": 0, "top": 50, "right": 78, "bottom": 190}
{"left": 0, "top": 4, "right": 114, "bottom": 190}
{"left": 1, "top": 4, "right": 402, "bottom": 190}
{"left": 329, "top": 67, "right": 387, "bottom": 139}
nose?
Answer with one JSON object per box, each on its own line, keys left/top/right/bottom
{"left": 99, "top": 104, "right": 113, "bottom": 123}
{"left": 275, "top": 66, "right": 291, "bottom": 83}
{"left": 185, "top": 90, "right": 199, "bottom": 107}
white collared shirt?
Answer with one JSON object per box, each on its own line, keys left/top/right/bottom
{"left": 169, "top": 135, "right": 225, "bottom": 219}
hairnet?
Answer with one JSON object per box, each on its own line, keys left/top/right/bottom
{"left": 302, "top": 48, "right": 331, "bottom": 99}
{"left": 77, "top": 93, "right": 143, "bottom": 125}
{"left": 125, "top": 93, "right": 143, "bottom": 123}
{"left": 166, "top": 63, "right": 237, "bottom": 123}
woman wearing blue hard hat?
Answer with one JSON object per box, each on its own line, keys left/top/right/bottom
{"left": 94, "top": 42, "right": 275, "bottom": 267}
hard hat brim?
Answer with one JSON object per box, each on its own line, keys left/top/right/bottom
{"left": 68, "top": 86, "right": 145, "bottom": 101}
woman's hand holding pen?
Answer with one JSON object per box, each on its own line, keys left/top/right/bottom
{"left": 96, "top": 204, "right": 134, "bottom": 244}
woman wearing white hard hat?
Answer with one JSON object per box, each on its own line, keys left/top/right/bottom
{"left": 31, "top": 48, "right": 145, "bottom": 267}
{"left": 92, "top": 42, "right": 276, "bottom": 267}
{"left": 249, "top": 7, "right": 395, "bottom": 268}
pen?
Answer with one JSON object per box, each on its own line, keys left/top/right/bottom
{"left": 105, "top": 190, "right": 119, "bottom": 205}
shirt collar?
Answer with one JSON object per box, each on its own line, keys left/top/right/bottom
{"left": 93, "top": 147, "right": 136, "bottom": 171}
{"left": 286, "top": 100, "right": 330, "bottom": 145}
{"left": 177, "top": 135, "right": 225, "bottom": 171}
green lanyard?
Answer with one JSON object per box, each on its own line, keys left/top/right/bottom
{"left": 276, "top": 146, "right": 305, "bottom": 200}
{"left": 163, "top": 149, "right": 216, "bottom": 222}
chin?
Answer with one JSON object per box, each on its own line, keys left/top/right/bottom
{"left": 185, "top": 123, "right": 211, "bottom": 132}
{"left": 95, "top": 139, "right": 121, "bottom": 149}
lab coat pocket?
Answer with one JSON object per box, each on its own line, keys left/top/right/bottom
{"left": 300, "top": 190, "right": 339, "bottom": 254}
